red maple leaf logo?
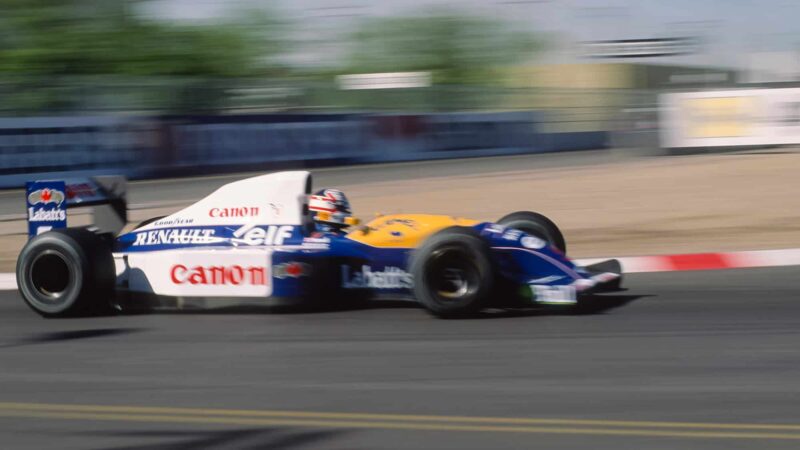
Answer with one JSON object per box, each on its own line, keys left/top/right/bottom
{"left": 41, "top": 189, "right": 51, "bottom": 202}
{"left": 285, "top": 263, "right": 303, "bottom": 277}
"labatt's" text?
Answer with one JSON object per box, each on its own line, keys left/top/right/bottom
{"left": 28, "top": 207, "right": 66, "bottom": 222}
{"left": 341, "top": 265, "right": 413, "bottom": 289}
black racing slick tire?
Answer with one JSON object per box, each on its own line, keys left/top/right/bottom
{"left": 496, "top": 210, "right": 567, "bottom": 254}
{"left": 16, "top": 229, "right": 115, "bottom": 317}
{"left": 410, "top": 226, "right": 495, "bottom": 318}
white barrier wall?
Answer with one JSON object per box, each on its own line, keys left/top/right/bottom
{"left": 660, "top": 88, "right": 800, "bottom": 148}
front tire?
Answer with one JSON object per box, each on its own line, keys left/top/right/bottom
{"left": 410, "top": 227, "right": 495, "bottom": 318}
{"left": 16, "top": 229, "right": 115, "bottom": 317}
{"left": 496, "top": 211, "right": 566, "bottom": 254}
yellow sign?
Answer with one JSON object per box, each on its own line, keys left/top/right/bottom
{"left": 683, "top": 96, "right": 754, "bottom": 138}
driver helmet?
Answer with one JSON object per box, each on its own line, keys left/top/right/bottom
{"left": 308, "top": 188, "right": 352, "bottom": 230}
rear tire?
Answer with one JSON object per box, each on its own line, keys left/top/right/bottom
{"left": 410, "top": 227, "right": 495, "bottom": 318}
{"left": 496, "top": 211, "right": 566, "bottom": 254}
{"left": 16, "top": 229, "right": 115, "bottom": 317}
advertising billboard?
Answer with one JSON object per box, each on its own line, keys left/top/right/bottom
{"left": 660, "top": 88, "right": 800, "bottom": 147}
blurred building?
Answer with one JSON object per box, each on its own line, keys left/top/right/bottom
{"left": 501, "top": 62, "right": 740, "bottom": 132}
{"left": 507, "top": 63, "right": 739, "bottom": 90}
{"left": 742, "top": 52, "right": 800, "bottom": 84}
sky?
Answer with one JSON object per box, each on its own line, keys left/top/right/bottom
{"left": 142, "top": 0, "right": 800, "bottom": 72}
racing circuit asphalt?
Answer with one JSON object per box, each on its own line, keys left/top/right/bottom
{"left": 0, "top": 266, "right": 799, "bottom": 449}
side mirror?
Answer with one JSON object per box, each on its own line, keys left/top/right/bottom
{"left": 345, "top": 216, "right": 361, "bottom": 226}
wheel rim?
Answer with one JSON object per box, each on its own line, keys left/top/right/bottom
{"left": 426, "top": 246, "right": 480, "bottom": 301}
{"left": 29, "top": 250, "right": 73, "bottom": 302}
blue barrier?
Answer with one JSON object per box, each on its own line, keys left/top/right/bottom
{"left": 0, "top": 113, "right": 608, "bottom": 189}
{"left": 0, "top": 116, "right": 155, "bottom": 188}
{"left": 170, "top": 121, "right": 370, "bottom": 168}
{"left": 537, "top": 131, "right": 609, "bottom": 153}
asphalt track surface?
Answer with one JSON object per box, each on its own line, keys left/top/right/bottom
{"left": 1, "top": 266, "right": 799, "bottom": 449}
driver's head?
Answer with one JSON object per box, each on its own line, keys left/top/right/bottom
{"left": 308, "top": 188, "right": 352, "bottom": 231}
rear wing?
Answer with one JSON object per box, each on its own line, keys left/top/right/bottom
{"left": 25, "top": 176, "right": 127, "bottom": 239}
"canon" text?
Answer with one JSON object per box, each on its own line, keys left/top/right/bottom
{"left": 170, "top": 264, "right": 268, "bottom": 285}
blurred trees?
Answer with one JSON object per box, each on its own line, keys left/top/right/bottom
{"left": 0, "top": 0, "right": 285, "bottom": 112}
{"left": 345, "top": 9, "right": 539, "bottom": 85}
{"left": 0, "top": 2, "right": 540, "bottom": 114}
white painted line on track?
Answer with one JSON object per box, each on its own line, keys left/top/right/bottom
{"left": 0, "top": 273, "right": 16, "bottom": 290}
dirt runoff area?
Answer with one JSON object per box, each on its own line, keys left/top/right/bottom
{"left": 339, "top": 150, "right": 800, "bottom": 258}
{"left": 0, "top": 150, "right": 798, "bottom": 272}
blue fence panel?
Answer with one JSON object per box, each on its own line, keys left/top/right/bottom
{"left": 0, "top": 112, "right": 608, "bottom": 188}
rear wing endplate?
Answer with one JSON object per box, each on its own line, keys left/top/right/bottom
{"left": 25, "top": 176, "right": 127, "bottom": 239}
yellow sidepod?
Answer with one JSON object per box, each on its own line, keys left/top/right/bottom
{"left": 346, "top": 214, "right": 479, "bottom": 249}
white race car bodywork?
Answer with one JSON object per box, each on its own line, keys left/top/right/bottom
{"left": 113, "top": 171, "right": 312, "bottom": 299}
{"left": 121, "top": 248, "right": 274, "bottom": 297}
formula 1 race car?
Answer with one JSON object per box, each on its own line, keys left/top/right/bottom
{"left": 16, "top": 171, "right": 623, "bottom": 318}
